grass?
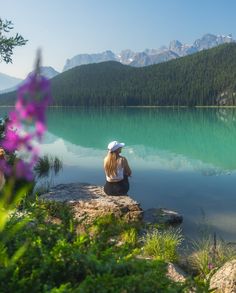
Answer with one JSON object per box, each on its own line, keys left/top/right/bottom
{"left": 120, "top": 227, "right": 138, "bottom": 246}
{"left": 188, "top": 234, "right": 236, "bottom": 277}
{"left": 142, "top": 227, "right": 183, "bottom": 262}
{"left": 34, "top": 155, "right": 62, "bottom": 178}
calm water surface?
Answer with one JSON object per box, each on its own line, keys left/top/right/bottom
{"left": 2, "top": 107, "right": 236, "bottom": 241}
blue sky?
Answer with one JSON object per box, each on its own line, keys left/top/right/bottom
{"left": 1, "top": 0, "right": 236, "bottom": 78}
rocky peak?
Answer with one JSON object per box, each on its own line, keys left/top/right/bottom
{"left": 117, "top": 49, "right": 136, "bottom": 64}
{"left": 61, "top": 33, "right": 235, "bottom": 71}
{"left": 169, "top": 40, "right": 183, "bottom": 51}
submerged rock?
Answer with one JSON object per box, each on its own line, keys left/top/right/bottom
{"left": 40, "top": 183, "right": 143, "bottom": 223}
{"left": 143, "top": 208, "right": 183, "bottom": 225}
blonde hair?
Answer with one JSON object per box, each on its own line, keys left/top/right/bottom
{"left": 104, "top": 151, "right": 119, "bottom": 177}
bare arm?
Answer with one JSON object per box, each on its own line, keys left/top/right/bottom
{"left": 123, "top": 157, "right": 132, "bottom": 177}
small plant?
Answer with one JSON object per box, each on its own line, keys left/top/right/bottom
{"left": 183, "top": 274, "right": 217, "bottom": 293}
{"left": 188, "top": 234, "right": 236, "bottom": 277}
{"left": 142, "top": 227, "right": 183, "bottom": 262}
{"left": 34, "top": 155, "right": 62, "bottom": 178}
{"left": 120, "top": 227, "right": 137, "bottom": 246}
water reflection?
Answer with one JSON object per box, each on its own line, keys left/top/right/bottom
{"left": 46, "top": 107, "right": 236, "bottom": 172}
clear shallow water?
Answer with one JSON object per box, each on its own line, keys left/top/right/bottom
{"left": 1, "top": 107, "right": 236, "bottom": 241}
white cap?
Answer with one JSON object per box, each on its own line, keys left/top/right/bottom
{"left": 107, "top": 141, "right": 125, "bottom": 152}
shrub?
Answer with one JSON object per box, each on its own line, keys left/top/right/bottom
{"left": 76, "top": 260, "right": 184, "bottom": 293}
{"left": 0, "top": 203, "right": 186, "bottom": 292}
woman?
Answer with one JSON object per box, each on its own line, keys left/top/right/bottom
{"left": 104, "top": 141, "right": 132, "bottom": 196}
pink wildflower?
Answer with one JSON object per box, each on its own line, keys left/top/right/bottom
{"left": 208, "top": 263, "right": 214, "bottom": 270}
{"left": 1, "top": 59, "right": 52, "bottom": 181}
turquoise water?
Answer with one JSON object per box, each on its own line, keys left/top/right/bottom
{"left": 1, "top": 107, "right": 236, "bottom": 241}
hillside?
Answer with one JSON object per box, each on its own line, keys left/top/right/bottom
{"left": 1, "top": 43, "right": 236, "bottom": 106}
{"left": 0, "top": 72, "right": 22, "bottom": 92}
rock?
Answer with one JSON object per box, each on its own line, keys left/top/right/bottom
{"left": 166, "top": 262, "right": 187, "bottom": 283}
{"left": 210, "top": 259, "right": 236, "bottom": 293}
{"left": 143, "top": 208, "right": 183, "bottom": 225}
{"left": 40, "top": 183, "right": 143, "bottom": 224}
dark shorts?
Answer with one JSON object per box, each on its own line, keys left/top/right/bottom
{"left": 104, "top": 176, "right": 129, "bottom": 196}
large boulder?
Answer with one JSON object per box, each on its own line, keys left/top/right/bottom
{"left": 40, "top": 183, "right": 143, "bottom": 224}
{"left": 210, "top": 259, "right": 236, "bottom": 293}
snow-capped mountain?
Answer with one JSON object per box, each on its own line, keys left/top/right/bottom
{"left": 63, "top": 33, "right": 235, "bottom": 71}
{"left": 63, "top": 50, "right": 117, "bottom": 71}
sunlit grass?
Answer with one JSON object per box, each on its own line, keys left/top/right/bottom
{"left": 188, "top": 235, "right": 236, "bottom": 277}
{"left": 142, "top": 227, "right": 183, "bottom": 262}
{"left": 120, "top": 227, "right": 138, "bottom": 246}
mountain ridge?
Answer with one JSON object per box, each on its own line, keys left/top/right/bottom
{"left": 63, "top": 33, "right": 234, "bottom": 70}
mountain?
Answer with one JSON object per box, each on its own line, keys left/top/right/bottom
{"left": 0, "top": 73, "right": 22, "bottom": 93}
{"left": 0, "top": 66, "right": 59, "bottom": 95}
{"left": 62, "top": 33, "right": 235, "bottom": 71}
{"left": 39, "top": 66, "right": 60, "bottom": 79}
{"left": 193, "top": 34, "right": 233, "bottom": 50}
{"left": 63, "top": 50, "right": 117, "bottom": 71}
{"left": 1, "top": 43, "right": 236, "bottom": 107}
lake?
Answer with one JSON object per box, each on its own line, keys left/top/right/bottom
{"left": 1, "top": 107, "right": 236, "bottom": 241}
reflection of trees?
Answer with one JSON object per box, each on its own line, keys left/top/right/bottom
{"left": 46, "top": 108, "right": 236, "bottom": 171}
{"left": 216, "top": 108, "right": 236, "bottom": 125}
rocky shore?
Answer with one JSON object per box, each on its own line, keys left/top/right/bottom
{"left": 40, "top": 182, "right": 183, "bottom": 225}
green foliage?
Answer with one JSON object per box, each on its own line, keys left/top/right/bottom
{"left": 183, "top": 275, "right": 217, "bottom": 293}
{"left": 0, "top": 18, "right": 27, "bottom": 64}
{"left": 77, "top": 260, "right": 183, "bottom": 293}
{"left": 0, "top": 179, "right": 32, "bottom": 277}
{"left": 120, "top": 227, "right": 138, "bottom": 246}
{"left": 188, "top": 235, "right": 236, "bottom": 277}
{"left": 0, "top": 205, "right": 186, "bottom": 292}
{"left": 142, "top": 227, "right": 183, "bottom": 262}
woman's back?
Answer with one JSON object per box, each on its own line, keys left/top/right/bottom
{"left": 103, "top": 140, "right": 131, "bottom": 196}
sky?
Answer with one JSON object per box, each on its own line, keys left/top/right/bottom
{"left": 1, "top": 0, "right": 236, "bottom": 79}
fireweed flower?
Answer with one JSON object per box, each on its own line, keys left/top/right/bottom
{"left": 208, "top": 263, "right": 214, "bottom": 270}
{"left": 1, "top": 70, "right": 52, "bottom": 181}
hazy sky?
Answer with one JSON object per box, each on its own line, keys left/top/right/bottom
{"left": 1, "top": 0, "right": 236, "bottom": 78}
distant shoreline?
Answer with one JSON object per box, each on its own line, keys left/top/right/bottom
{"left": 1, "top": 105, "right": 236, "bottom": 109}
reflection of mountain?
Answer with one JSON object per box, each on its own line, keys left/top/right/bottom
{"left": 46, "top": 108, "right": 236, "bottom": 171}
{"left": 40, "top": 134, "right": 226, "bottom": 175}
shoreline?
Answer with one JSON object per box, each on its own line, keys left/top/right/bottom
{"left": 1, "top": 105, "right": 236, "bottom": 108}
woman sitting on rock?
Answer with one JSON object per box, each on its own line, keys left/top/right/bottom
{"left": 104, "top": 141, "right": 132, "bottom": 196}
